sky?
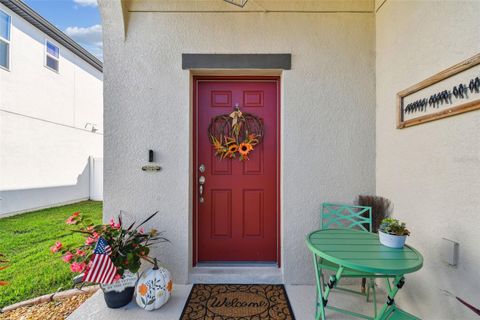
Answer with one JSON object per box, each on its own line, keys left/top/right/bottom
{"left": 22, "top": 0, "right": 103, "bottom": 60}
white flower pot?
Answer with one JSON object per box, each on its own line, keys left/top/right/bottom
{"left": 379, "top": 231, "right": 407, "bottom": 248}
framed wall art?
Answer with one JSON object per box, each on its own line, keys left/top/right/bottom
{"left": 397, "top": 53, "right": 480, "bottom": 129}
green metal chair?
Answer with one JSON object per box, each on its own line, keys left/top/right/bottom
{"left": 316, "top": 203, "right": 379, "bottom": 316}
{"left": 321, "top": 202, "right": 372, "bottom": 232}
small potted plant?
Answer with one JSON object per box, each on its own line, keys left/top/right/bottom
{"left": 51, "top": 211, "right": 168, "bottom": 308}
{"left": 378, "top": 218, "right": 410, "bottom": 248}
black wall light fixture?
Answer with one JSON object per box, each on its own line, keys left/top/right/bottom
{"left": 142, "top": 149, "right": 161, "bottom": 172}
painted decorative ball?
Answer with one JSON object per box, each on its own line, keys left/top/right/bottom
{"left": 135, "top": 259, "right": 173, "bottom": 311}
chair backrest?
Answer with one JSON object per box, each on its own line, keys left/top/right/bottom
{"left": 321, "top": 202, "right": 372, "bottom": 232}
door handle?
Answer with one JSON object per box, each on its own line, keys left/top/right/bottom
{"left": 199, "top": 175, "right": 206, "bottom": 203}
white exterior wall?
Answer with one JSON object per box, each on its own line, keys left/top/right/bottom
{"left": 100, "top": 2, "right": 376, "bottom": 284}
{"left": 376, "top": 1, "right": 480, "bottom": 318}
{"left": 0, "top": 3, "right": 103, "bottom": 216}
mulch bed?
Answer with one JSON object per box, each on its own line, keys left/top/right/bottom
{"left": 180, "top": 284, "right": 295, "bottom": 320}
{"left": 0, "top": 291, "right": 94, "bottom": 320}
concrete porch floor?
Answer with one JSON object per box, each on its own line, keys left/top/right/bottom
{"left": 68, "top": 283, "right": 389, "bottom": 319}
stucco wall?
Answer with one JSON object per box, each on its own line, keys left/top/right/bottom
{"left": 0, "top": 4, "right": 103, "bottom": 215}
{"left": 376, "top": 1, "right": 480, "bottom": 318}
{"left": 100, "top": 3, "right": 376, "bottom": 284}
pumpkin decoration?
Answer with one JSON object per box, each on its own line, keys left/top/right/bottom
{"left": 208, "top": 105, "right": 264, "bottom": 161}
{"left": 135, "top": 258, "right": 173, "bottom": 311}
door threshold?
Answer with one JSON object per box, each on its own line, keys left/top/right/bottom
{"left": 196, "top": 262, "right": 277, "bottom": 268}
{"left": 190, "top": 263, "right": 282, "bottom": 284}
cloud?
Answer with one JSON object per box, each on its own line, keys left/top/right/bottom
{"left": 65, "top": 24, "right": 103, "bottom": 61}
{"left": 65, "top": 24, "right": 102, "bottom": 42}
{"left": 73, "top": 0, "right": 98, "bottom": 7}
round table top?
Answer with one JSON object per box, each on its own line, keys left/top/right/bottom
{"left": 306, "top": 229, "right": 423, "bottom": 275}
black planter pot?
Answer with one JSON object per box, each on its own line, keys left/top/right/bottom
{"left": 103, "top": 286, "right": 135, "bottom": 308}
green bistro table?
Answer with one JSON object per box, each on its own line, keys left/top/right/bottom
{"left": 306, "top": 229, "right": 423, "bottom": 320}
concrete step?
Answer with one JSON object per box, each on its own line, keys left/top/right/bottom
{"left": 189, "top": 263, "right": 283, "bottom": 284}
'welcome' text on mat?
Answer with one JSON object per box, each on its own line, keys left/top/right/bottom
{"left": 180, "top": 284, "right": 295, "bottom": 320}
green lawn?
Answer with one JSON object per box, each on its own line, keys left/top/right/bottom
{"left": 0, "top": 201, "right": 102, "bottom": 308}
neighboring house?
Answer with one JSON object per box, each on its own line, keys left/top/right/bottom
{"left": 0, "top": 0, "right": 103, "bottom": 216}
{"left": 98, "top": 0, "right": 479, "bottom": 319}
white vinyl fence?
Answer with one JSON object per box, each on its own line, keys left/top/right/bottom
{"left": 0, "top": 157, "right": 103, "bottom": 217}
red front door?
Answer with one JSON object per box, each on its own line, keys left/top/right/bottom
{"left": 194, "top": 78, "right": 279, "bottom": 263}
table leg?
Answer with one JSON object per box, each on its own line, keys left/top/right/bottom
{"left": 370, "top": 278, "right": 377, "bottom": 317}
{"left": 375, "top": 275, "right": 406, "bottom": 320}
{"left": 313, "top": 254, "right": 347, "bottom": 320}
{"left": 323, "top": 265, "right": 345, "bottom": 305}
{"left": 312, "top": 254, "right": 326, "bottom": 320}
{"left": 385, "top": 277, "right": 392, "bottom": 292}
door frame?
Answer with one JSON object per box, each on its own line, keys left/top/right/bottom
{"left": 192, "top": 75, "right": 281, "bottom": 267}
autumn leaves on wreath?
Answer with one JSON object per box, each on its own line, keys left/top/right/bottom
{"left": 209, "top": 106, "right": 264, "bottom": 161}
{"left": 50, "top": 211, "right": 169, "bottom": 285}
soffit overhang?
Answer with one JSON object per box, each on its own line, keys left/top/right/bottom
{"left": 125, "top": 0, "right": 374, "bottom": 13}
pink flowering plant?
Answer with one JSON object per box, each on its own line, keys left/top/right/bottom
{"left": 0, "top": 253, "right": 8, "bottom": 286}
{"left": 51, "top": 211, "right": 168, "bottom": 282}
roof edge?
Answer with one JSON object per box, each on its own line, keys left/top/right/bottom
{"left": 0, "top": 0, "right": 103, "bottom": 72}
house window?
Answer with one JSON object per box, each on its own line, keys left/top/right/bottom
{"left": 0, "top": 9, "right": 11, "bottom": 70}
{"left": 45, "top": 40, "right": 59, "bottom": 72}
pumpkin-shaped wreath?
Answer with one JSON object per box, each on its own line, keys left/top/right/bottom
{"left": 208, "top": 107, "right": 264, "bottom": 161}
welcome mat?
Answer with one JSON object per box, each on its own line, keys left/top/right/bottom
{"left": 180, "top": 284, "right": 295, "bottom": 320}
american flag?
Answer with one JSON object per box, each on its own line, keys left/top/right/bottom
{"left": 83, "top": 237, "right": 117, "bottom": 284}
{"left": 94, "top": 237, "right": 112, "bottom": 255}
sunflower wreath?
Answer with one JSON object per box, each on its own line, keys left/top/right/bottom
{"left": 208, "top": 107, "right": 264, "bottom": 161}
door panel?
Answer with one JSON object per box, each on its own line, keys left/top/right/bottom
{"left": 195, "top": 79, "right": 279, "bottom": 262}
